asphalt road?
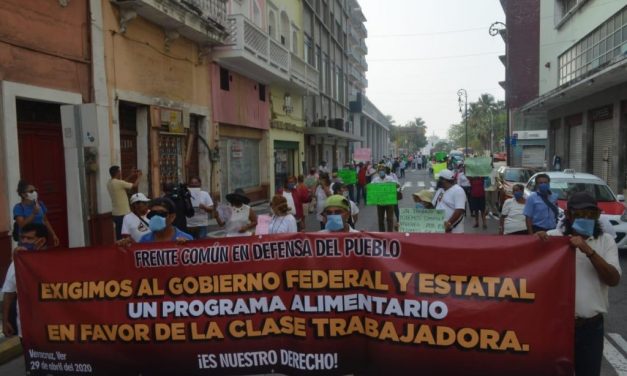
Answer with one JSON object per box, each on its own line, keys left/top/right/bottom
{"left": 2, "top": 167, "right": 626, "bottom": 375}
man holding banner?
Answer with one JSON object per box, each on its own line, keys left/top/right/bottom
{"left": 432, "top": 169, "right": 467, "bottom": 233}
{"left": 540, "top": 192, "right": 621, "bottom": 376}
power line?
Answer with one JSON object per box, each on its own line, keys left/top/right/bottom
{"left": 368, "top": 26, "right": 487, "bottom": 38}
{"left": 368, "top": 51, "right": 502, "bottom": 62}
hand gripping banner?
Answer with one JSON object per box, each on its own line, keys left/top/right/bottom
{"left": 15, "top": 233, "right": 574, "bottom": 375}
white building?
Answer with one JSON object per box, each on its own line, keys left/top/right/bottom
{"left": 521, "top": 1, "right": 627, "bottom": 195}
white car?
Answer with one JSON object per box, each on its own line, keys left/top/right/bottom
{"left": 525, "top": 170, "right": 627, "bottom": 250}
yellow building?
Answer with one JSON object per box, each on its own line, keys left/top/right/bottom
{"left": 267, "top": 0, "right": 317, "bottom": 193}
{"left": 101, "top": 0, "right": 227, "bottom": 199}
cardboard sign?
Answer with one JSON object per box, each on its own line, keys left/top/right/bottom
{"left": 399, "top": 208, "right": 445, "bottom": 233}
{"left": 366, "top": 182, "right": 398, "bottom": 205}
{"left": 338, "top": 169, "right": 357, "bottom": 185}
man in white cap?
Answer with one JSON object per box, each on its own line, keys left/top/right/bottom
{"left": 432, "top": 169, "right": 467, "bottom": 233}
{"left": 121, "top": 193, "right": 151, "bottom": 242}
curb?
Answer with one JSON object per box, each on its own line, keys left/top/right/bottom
{"left": 0, "top": 336, "right": 22, "bottom": 365}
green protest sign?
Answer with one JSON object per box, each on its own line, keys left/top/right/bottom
{"left": 465, "top": 157, "right": 493, "bottom": 177}
{"left": 435, "top": 151, "right": 447, "bottom": 162}
{"left": 399, "top": 208, "right": 445, "bottom": 233}
{"left": 338, "top": 169, "right": 357, "bottom": 185}
{"left": 366, "top": 182, "right": 398, "bottom": 206}
{"left": 432, "top": 162, "right": 448, "bottom": 179}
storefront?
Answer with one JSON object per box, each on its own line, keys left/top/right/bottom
{"left": 273, "top": 140, "right": 299, "bottom": 191}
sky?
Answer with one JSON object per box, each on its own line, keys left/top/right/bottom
{"left": 360, "top": 0, "right": 506, "bottom": 139}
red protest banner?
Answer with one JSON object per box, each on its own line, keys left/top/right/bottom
{"left": 15, "top": 233, "right": 574, "bottom": 375}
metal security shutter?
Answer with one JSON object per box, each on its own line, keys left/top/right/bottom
{"left": 568, "top": 124, "right": 583, "bottom": 172}
{"left": 593, "top": 119, "right": 615, "bottom": 191}
{"left": 522, "top": 145, "right": 546, "bottom": 168}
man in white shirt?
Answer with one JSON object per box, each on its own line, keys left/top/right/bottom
{"left": 186, "top": 177, "right": 214, "bottom": 239}
{"left": 121, "top": 193, "right": 151, "bottom": 242}
{"left": 371, "top": 166, "right": 398, "bottom": 232}
{"left": 539, "top": 192, "right": 621, "bottom": 376}
{"left": 432, "top": 169, "right": 467, "bottom": 233}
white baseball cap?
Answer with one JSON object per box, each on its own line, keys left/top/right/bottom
{"left": 130, "top": 193, "right": 150, "bottom": 204}
{"left": 438, "top": 169, "right": 455, "bottom": 181}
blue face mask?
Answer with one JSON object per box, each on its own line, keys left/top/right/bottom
{"left": 325, "top": 214, "right": 344, "bottom": 231}
{"left": 513, "top": 191, "right": 524, "bottom": 200}
{"left": 287, "top": 183, "right": 296, "bottom": 190}
{"left": 537, "top": 183, "right": 550, "bottom": 194}
{"left": 415, "top": 203, "right": 425, "bottom": 209}
{"left": 149, "top": 215, "right": 167, "bottom": 232}
{"left": 18, "top": 242, "right": 37, "bottom": 251}
{"left": 572, "top": 218, "right": 595, "bottom": 237}
{"left": 379, "top": 171, "right": 386, "bottom": 178}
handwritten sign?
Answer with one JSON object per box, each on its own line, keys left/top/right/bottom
{"left": 366, "top": 182, "right": 398, "bottom": 206}
{"left": 338, "top": 169, "right": 357, "bottom": 185}
{"left": 255, "top": 214, "right": 272, "bottom": 235}
{"left": 399, "top": 208, "right": 445, "bottom": 233}
{"left": 353, "top": 148, "right": 372, "bottom": 162}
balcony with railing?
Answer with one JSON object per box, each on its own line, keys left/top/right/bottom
{"left": 111, "top": 0, "right": 228, "bottom": 45}
{"left": 213, "top": 14, "right": 319, "bottom": 93}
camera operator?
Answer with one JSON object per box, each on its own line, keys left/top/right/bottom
{"left": 163, "top": 182, "right": 194, "bottom": 233}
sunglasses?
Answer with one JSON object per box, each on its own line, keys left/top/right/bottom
{"left": 146, "top": 211, "right": 169, "bottom": 219}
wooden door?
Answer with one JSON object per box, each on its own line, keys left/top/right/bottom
{"left": 18, "top": 122, "right": 68, "bottom": 248}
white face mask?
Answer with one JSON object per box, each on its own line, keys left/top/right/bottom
{"left": 26, "top": 191, "right": 38, "bottom": 201}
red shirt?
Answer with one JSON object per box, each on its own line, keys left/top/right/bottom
{"left": 469, "top": 177, "right": 485, "bottom": 198}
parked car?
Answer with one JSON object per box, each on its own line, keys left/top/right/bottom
{"left": 494, "top": 166, "right": 537, "bottom": 209}
{"left": 524, "top": 170, "right": 627, "bottom": 250}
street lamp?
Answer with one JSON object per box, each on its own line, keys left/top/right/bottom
{"left": 489, "top": 21, "right": 509, "bottom": 164}
{"left": 457, "top": 89, "right": 468, "bottom": 157}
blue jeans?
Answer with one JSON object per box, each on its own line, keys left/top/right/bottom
{"left": 113, "top": 215, "right": 124, "bottom": 241}
{"left": 575, "top": 315, "right": 604, "bottom": 376}
{"left": 356, "top": 184, "right": 365, "bottom": 204}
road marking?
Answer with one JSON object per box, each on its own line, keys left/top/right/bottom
{"left": 417, "top": 181, "right": 425, "bottom": 188}
{"left": 430, "top": 181, "right": 437, "bottom": 188}
{"left": 604, "top": 337, "right": 627, "bottom": 374}
{"left": 401, "top": 182, "right": 412, "bottom": 190}
{"left": 608, "top": 333, "right": 627, "bottom": 355}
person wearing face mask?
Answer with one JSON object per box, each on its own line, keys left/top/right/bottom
{"left": 537, "top": 192, "right": 621, "bottom": 376}
{"left": 268, "top": 195, "right": 298, "bottom": 234}
{"left": 332, "top": 183, "right": 359, "bottom": 227}
{"left": 524, "top": 173, "right": 559, "bottom": 234}
{"left": 215, "top": 189, "right": 258, "bottom": 237}
{"left": 138, "top": 198, "right": 193, "bottom": 243}
{"left": 280, "top": 176, "right": 303, "bottom": 230}
{"left": 121, "top": 193, "right": 152, "bottom": 242}
{"left": 371, "top": 166, "right": 398, "bottom": 232}
{"left": 499, "top": 184, "right": 527, "bottom": 235}
{"left": 186, "top": 177, "right": 214, "bottom": 240}
{"left": 412, "top": 190, "right": 435, "bottom": 209}
{"left": 2, "top": 223, "right": 48, "bottom": 338}
{"left": 13, "top": 180, "right": 59, "bottom": 247}
{"left": 431, "top": 169, "right": 467, "bottom": 233}
{"left": 318, "top": 195, "right": 360, "bottom": 233}
{"left": 315, "top": 175, "right": 333, "bottom": 230}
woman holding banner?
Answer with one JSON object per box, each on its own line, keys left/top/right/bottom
{"left": 268, "top": 195, "right": 297, "bottom": 234}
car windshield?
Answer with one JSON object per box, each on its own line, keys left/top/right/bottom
{"left": 550, "top": 179, "right": 616, "bottom": 202}
{"left": 503, "top": 169, "right": 527, "bottom": 182}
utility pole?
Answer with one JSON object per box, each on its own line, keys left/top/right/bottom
{"left": 457, "top": 89, "right": 468, "bottom": 157}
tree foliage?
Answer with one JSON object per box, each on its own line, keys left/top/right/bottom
{"left": 390, "top": 116, "right": 428, "bottom": 154}
{"left": 447, "top": 93, "right": 506, "bottom": 154}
